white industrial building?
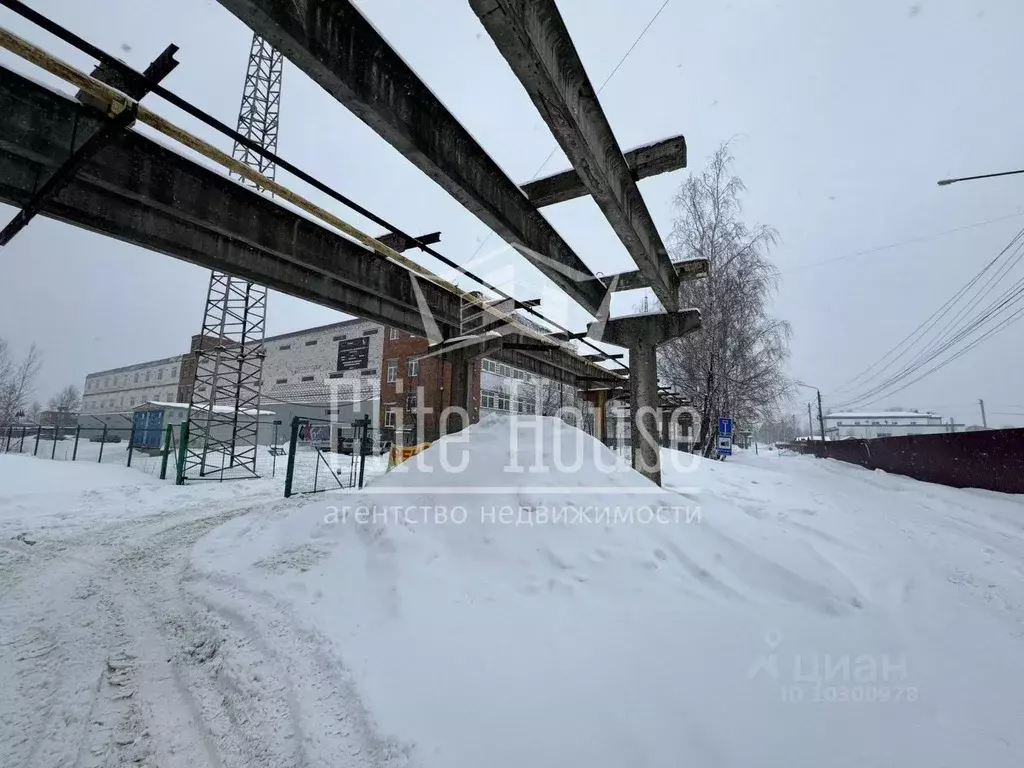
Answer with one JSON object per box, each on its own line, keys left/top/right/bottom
{"left": 261, "top": 318, "right": 382, "bottom": 409}
{"left": 82, "top": 319, "right": 384, "bottom": 425}
{"left": 825, "top": 410, "right": 953, "bottom": 439}
{"left": 82, "top": 355, "right": 185, "bottom": 416}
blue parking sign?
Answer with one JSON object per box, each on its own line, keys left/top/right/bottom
{"left": 718, "top": 417, "right": 733, "bottom": 435}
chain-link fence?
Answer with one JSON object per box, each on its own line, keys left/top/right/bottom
{"left": 283, "top": 416, "right": 391, "bottom": 497}
{"left": 0, "top": 419, "right": 190, "bottom": 478}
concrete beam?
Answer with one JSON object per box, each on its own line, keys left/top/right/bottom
{"left": 375, "top": 230, "right": 441, "bottom": 253}
{"left": 0, "top": 66, "right": 461, "bottom": 337}
{"left": 471, "top": 0, "right": 680, "bottom": 311}
{"left": 609, "top": 258, "right": 710, "bottom": 293}
{"left": 215, "top": 0, "right": 608, "bottom": 317}
{"left": 520, "top": 136, "right": 686, "bottom": 208}
{"left": 587, "top": 310, "right": 702, "bottom": 349}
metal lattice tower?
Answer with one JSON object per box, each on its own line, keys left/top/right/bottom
{"left": 184, "top": 35, "right": 282, "bottom": 480}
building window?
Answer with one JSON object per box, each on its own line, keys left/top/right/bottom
{"left": 134, "top": 373, "right": 139, "bottom": 383}
{"left": 390, "top": 328, "right": 400, "bottom": 340}
{"left": 481, "top": 389, "right": 510, "bottom": 411}
{"left": 384, "top": 409, "right": 396, "bottom": 428}
{"left": 407, "top": 393, "right": 418, "bottom": 410}
{"left": 145, "top": 372, "right": 151, "bottom": 382}
{"left": 363, "top": 329, "right": 378, "bottom": 336}
{"left": 280, "top": 344, "right": 291, "bottom": 350}
{"left": 407, "top": 358, "right": 419, "bottom": 377}
{"left": 386, "top": 360, "right": 398, "bottom": 383}
{"left": 104, "top": 377, "right": 110, "bottom": 387}
{"left": 301, "top": 375, "right": 315, "bottom": 382}
{"left": 333, "top": 335, "right": 347, "bottom": 341}
{"left": 129, "top": 398, "right": 135, "bottom": 407}
{"left": 171, "top": 367, "right": 178, "bottom": 378}
{"left": 158, "top": 369, "right": 163, "bottom": 380}
{"left": 305, "top": 340, "right": 317, "bottom": 346}
{"left": 275, "top": 378, "right": 287, "bottom": 384}
{"left": 361, "top": 369, "right": 377, "bottom": 376}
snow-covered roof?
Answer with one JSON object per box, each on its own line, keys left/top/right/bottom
{"left": 825, "top": 411, "right": 940, "bottom": 420}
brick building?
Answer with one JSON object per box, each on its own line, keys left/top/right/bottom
{"left": 379, "top": 327, "right": 481, "bottom": 444}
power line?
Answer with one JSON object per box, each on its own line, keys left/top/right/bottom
{"left": 844, "top": 237, "right": 1024, "bottom": 404}
{"left": 783, "top": 211, "right": 1024, "bottom": 274}
{"left": 827, "top": 224, "right": 1024, "bottom": 400}
{"left": 840, "top": 268, "right": 1024, "bottom": 408}
{"left": 0, "top": 0, "right": 630, "bottom": 373}
{"left": 465, "top": 0, "right": 672, "bottom": 265}
{"left": 834, "top": 269, "right": 1024, "bottom": 409}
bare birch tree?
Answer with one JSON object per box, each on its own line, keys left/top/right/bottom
{"left": 658, "top": 144, "right": 792, "bottom": 456}
{"left": 0, "top": 338, "right": 42, "bottom": 425}
{"left": 46, "top": 384, "right": 83, "bottom": 433}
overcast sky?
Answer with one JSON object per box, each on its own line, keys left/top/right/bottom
{"left": 1, "top": 0, "right": 1023, "bottom": 428}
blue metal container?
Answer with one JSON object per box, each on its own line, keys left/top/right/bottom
{"left": 132, "top": 408, "right": 165, "bottom": 449}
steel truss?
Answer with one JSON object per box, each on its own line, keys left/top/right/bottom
{"left": 184, "top": 34, "right": 282, "bottom": 479}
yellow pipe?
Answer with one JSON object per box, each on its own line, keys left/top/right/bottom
{"left": 0, "top": 26, "right": 612, "bottom": 373}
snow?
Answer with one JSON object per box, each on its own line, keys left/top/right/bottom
{"left": 2, "top": 416, "right": 1024, "bottom": 767}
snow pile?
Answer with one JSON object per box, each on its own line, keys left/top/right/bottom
{"left": 193, "top": 416, "right": 1024, "bottom": 767}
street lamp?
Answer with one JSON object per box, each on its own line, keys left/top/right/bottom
{"left": 937, "top": 168, "right": 1024, "bottom": 186}
{"left": 795, "top": 381, "right": 826, "bottom": 443}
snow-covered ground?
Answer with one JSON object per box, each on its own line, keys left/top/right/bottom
{"left": 0, "top": 433, "right": 391, "bottom": 494}
{"left": 1, "top": 415, "right": 1023, "bottom": 767}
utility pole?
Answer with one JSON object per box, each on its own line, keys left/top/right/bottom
{"left": 979, "top": 398, "right": 988, "bottom": 429}
{"left": 807, "top": 402, "right": 814, "bottom": 441}
{"left": 817, "top": 390, "right": 826, "bottom": 443}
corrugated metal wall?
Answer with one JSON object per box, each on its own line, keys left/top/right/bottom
{"left": 793, "top": 429, "right": 1024, "bottom": 494}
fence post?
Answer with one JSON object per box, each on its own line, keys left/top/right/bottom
{"left": 33, "top": 425, "right": 41, "bottom": 456}
{"left": 159, "top": 424, "right": 173, "bottom": 480}
{"left": 126, "top": 423, "right": 136, "bottom": 467}
{"left": 4, "top": 425, "right": 11, "bottom": 453}
{"left": 20, "top": 426, "right": 27, "bottom": 453}
{"left": 174, "top": 421, "right": 189, "bottom": 485}
{"left": 51, "top": 425, "right": 58, "bottom": 459}
{"left": 271, "top": 422, "right": 279, "bottom": 478}
{"left": 97, "top": 424, "right": 108, "bottom": 463}
{"left": 72, "top": 425, "right": 81, "bottom": 461}
{"left": 283, "top": 417, "right": 300, "bottom": 498}
{"left": 356, "top": 416, "right": 370, "bottom": 489}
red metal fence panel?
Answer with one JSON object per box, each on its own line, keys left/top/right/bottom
{"left": 791, "top": 429, "right": 1024, "bottom": 494}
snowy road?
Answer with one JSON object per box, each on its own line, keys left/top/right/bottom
{"left": 2, "top": 417, "right": 1024, "bottom": 767}
{"left": 0, "top": 457, "right": 406, "bottom": 767}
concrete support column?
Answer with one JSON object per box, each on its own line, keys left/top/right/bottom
{"left": 587, "top": 309, "right": 701, "bottom": 486}
{"left": 594, "top": 389, "right": 608, "bottom": 444}
{"left": 444, "top": 353, "right": 474, "bottom": 435}
{"left": 629, "top": 339, "right": 661, "bottom": 484}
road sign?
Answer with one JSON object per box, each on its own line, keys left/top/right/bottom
{"left": 716, "top": 434, "right": 733, "bottom": 456}
{"left": 718, "top": 417, "right": 733, "bottom": 435}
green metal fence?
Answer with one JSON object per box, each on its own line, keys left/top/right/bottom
{"left": 0, "top": 419, "right": 190, "bottom": 479}
{"left": 282, "top": 415, "right": 389, "bottom": 497}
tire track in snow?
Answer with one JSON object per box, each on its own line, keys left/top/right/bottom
{"left": 0, "top": 494, "right": 413, "bottom": 768}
